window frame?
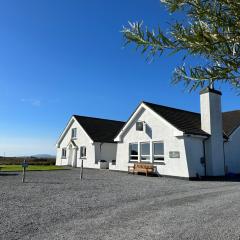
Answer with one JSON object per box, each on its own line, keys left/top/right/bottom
{"left": 61, "top": 148, "right": 67, "bottom": 159}
{"left": 71, "top": 128, "right": 77, "bottom": 139}
{"left": 136, "top": 121, "right": 144, "bottom": 131}
{"left": 80, "top": 146, "right": 87, "bottom": 159}
{"left": 140, "top": 142, "right": 151, "bottom": 162}
{"left": 129, "top": 143, "right": 139, "bottom": 163}
{"left": 153, "top": 141, "right": 164, "bottom": 163}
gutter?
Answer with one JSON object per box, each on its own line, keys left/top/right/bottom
{"left": 223, "top": 140, "right": 228, "bottom": 175}
{"left": 202, "top": 138, "right": 208, "bottom": 177}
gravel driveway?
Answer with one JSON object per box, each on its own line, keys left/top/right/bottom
{"left": 1, "top": 168, "right": 240, "bottom": 240}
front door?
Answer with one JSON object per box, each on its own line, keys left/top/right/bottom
{"left": 72, "top": 148, "right": 78, "bottom": 167}
{"left": 68, "top": 145, "right": 73, "bottom": 166}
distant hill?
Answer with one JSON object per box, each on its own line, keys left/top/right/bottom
{"left": 0, "top": 154, "right": 56, "bottom": 160}
{"left": 30, "top": 154, "right": 56, "bottom": 159}
{"left": 0, "top": 155, "right": 56, "bottom": 165}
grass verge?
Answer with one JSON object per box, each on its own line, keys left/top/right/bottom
{"left": 0, "top": 165, "right": 66, "bottom": 172}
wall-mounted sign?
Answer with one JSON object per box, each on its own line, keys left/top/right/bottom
{"left": 169, "top": 151, "right": 180, "bottom": 158}
{"left": 22, "top": 162, "right": 29, "bottom": 168}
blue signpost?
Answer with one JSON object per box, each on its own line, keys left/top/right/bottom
{"left": 22, "top": 160, "right": 29, "bottom": 183}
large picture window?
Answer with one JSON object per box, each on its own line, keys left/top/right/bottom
{"left": 129, "top": 143, "right": 138, "bottom": 162}
{"left": 140, "top": 142, "right": 150, "bottom": 162}
{"left": 153, "top": 142, "right": 164, "bottom": 162}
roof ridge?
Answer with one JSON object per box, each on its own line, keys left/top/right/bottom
{"left": 143, "top": 101, "right": 240, "bottom": 115}
{"left": 73, "top": 115, "right": 125, "bottom": 123}
{"left": 142, "top": 101, "right": 200, "bottom": 115}
{"left": 223, "top": 110, "right": 240, "bottom": 114}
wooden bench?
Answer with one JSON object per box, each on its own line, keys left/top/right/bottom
{"left": 128, "top": 163, "right": 156, "bottom": 176}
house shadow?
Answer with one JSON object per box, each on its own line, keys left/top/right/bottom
{"left": 128, "top": 172, "right": 160, "bottom": 178}
{"left": 183, "top": 138, "right": 240, "bottom": 182}
{"left": 0, "top": 172, "right": 19, "bottom": 176}
{"left": 145, "top": 124, "right": 152, "bottom": 138}
{"left": 195, "top": 175, "right": 240, "bottom": 182}
{"left": 26, "top": 181, "right": 63, "bottom": 184}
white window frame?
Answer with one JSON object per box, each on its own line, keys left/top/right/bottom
{"left": 80, "top": 146, "right": 86, "bottom": 158}
{"left": 140, "top": 142, "right": 151, "bottom": 162}
{"left": 71, "top": 128, "right": 77, "bottom": 139}
{"left": 129, "top": 143, "right": 139, "bottom": 163}
{"left": 153, "top": 141, "right": 164, "bottom": 163}
{"left": 61, "top": 148, "right": 67, "bottom": 159}
{"left": 136, "top": 121, "right": 144, "bottom": 131}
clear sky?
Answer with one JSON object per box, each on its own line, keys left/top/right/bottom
{"left": 0, "top": 0, "right": 239, "bottom": 156}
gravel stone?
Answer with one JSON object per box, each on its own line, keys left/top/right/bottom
{"left": 1, "top": 169, "right": 240, "bottom": 240}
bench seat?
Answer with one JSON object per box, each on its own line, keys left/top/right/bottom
{"left": 128, "top": 163, "right": 157, "bottom": 176}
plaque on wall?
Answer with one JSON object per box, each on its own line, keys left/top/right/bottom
{"left": 169, "top": 151, "right": 180, "bottom": 158}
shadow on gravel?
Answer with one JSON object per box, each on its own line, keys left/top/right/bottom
{"left": 194, "top": 176, "right": 240, "bottom": 182}
{"left": 128, "top": 173, "right": 160, "bottom": 177}
{"left": 27, "top": 181, "right": 63, "bottom": 184}
{"left": 0, "top": 173, "right": 19, "bottom": 176}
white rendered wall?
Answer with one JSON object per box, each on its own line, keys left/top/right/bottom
{"left": 224, "top": 127, "right": 240, "bottom": 174}
{"left": 115, "top": 108, "right": 192, "bottom": 178}
{"left": 56, "top": 148, "right": 67, "bottom": 165}
{"left": 56, "top": 119, "right": 96, "bottom": 168}
{"left": 56, "top": 118, "right": 119, "bottom": 169}
{"left": 200, "top": 90, "right": 225, "bottom": 176}
{"left": 184, "top": 137, "right": 205, "bottom": 177}
{"left": 95, "top": 143, "right": 117, "bottom": 163}
{"left": 95, "top": 142, "right": 118, "bottom": 169}
{"left": 99, "top": 143, "right": 117, "bottom": 162}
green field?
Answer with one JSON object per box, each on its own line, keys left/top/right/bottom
{"left": 0, "top": 165, "right": 66, "bottom": 172}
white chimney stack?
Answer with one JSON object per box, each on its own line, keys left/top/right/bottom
{"left": 200, "top": 87, "right": 225, "bottom": 176}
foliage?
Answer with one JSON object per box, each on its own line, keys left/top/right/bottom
{"left": 0, "top": 157, "right": 56, "bottom": 165}
{"left": 122, "top": 0, "right": 240, "bottom": 91}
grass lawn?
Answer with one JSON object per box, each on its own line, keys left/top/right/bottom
{"left": 0, "top": 165, "right": 66, "bottom": 172}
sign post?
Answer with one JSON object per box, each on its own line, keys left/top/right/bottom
{"left": 22, "top": 159, "right": 29, "bottom": 183}
{"left": 80, "top": 159, "right": 84, "bottom": 180}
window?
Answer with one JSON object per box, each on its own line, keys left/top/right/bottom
{"left": 136, "top": 121, "right": 143, "bottom": 131}
{"left": 129, "top": 143, "right": 138, "bottom": 162}
{"left": 62, "top": 148, "right": 67, "bottom": 159}
{"left": 153, "top": 142, "right": 164, "bottom": 162}
{"left": 71, "top": 128, "right": 77, "bottom": 139}
{"left": 140, "top": 142, "right": 150, "bottom": 162}
{"left": 80, "top": 146, "right": 86, "bottom": 158}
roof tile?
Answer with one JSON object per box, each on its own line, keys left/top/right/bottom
{"left": 73, "top": 115, "right": 125, "bottom": 143}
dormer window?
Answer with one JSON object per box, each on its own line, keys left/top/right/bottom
{"left": 136, "top": 121, "right": 143, "bottom": 131}
{"left": 71, "top": 128, "right": 77, "bottom": 139}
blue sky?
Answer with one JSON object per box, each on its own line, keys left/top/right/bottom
{"left": 0, "top": 0, "right": 239, "bottom": 156}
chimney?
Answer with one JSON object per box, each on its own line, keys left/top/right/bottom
{"left": 200, "top": 87, "right": 225, "bottom": 176}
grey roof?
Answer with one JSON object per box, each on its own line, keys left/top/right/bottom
{"left": 143, "top": 101, "right": 240, "bottom": 138}
{"left": 73, "top": 115, "right": 125, "bottom": 143}
{"left": 222, "top": 110, "right": 240, "bottom": 137}
{"left": 143, "top": 102, "right": 209, "bottom": 136}
{"left": 73, "top": 102, "right": 240, "bottom": 143}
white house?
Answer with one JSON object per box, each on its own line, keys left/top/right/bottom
{"left": 114, "top": 88, "right": 240, "bottom": 179}
{"left": 56, "top": 87, "right": 240, "bottom": 179}
{"left": 56, "top": 115, "right": 124, "bottom": 168}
